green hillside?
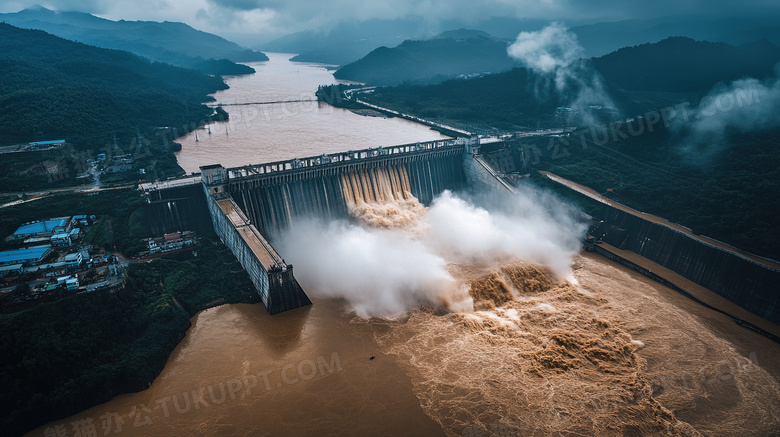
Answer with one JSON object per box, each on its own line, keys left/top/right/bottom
{"left": 334, "top": 31, "right": 516, "bottom": 85}
{"left": 0, "top": 23, "right": 231, "bottom": 190}
{"left": 0, "top": 6, "right": 267, "bottom": 76}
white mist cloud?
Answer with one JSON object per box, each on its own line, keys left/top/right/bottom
{"left": 507, "top": 22, "right": 616, "bottom": 124}
{"left": 507, "top": 22, "right": 583, "bottom": 77}
{"left": 425, "top": 191, "right": 584, "bottom": 277}
{"left": 277, "top": 189, "right": 586, "bottom": 317}
{"left": 277, "top": 218, "right": 463, "bottom": 317}
{"left": 677, "top": 65, "right": 780, "bottom": 161}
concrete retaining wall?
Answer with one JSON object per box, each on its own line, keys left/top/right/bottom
{"left": 144, "top": 184, "right": 211, "bottom": 236}
{"left": 203, "top": 186, "right": 311, "bottom": 314}
{"left": 203, "top": 187, "right": 271, "bottom": 304}
{"left": 463, "top": 153, "right": 516, "bottom": 195}
{"left": 601, "top": 207, "right": 780, "bottom": 324}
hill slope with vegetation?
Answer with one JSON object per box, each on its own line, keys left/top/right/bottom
{"left": 0, "top": 6, "right": 266, "bottom": 76}
{"left": 334, "top": 31, "right": 516, "bottom": 85}
{"left": 360, "top": 37, "right": 780, "bottom": 260}
{"left": 593, "top": 37, "right": 780, "bottom": 92}
{"left": 366, "top": 37, "right": 780, "bottom": 128}
{"left": 0, "top": 23, "right": 231, "bottom": 190}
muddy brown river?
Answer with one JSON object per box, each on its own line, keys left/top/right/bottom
{"left": 27, "top": 252, "right": 780, "bottom": 436}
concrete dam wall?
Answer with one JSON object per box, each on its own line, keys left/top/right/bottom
{"left": 229, "top": 143, "right": 466, "bottom": 237}
{"left": 599, "top": 207, "right": 780, "bottom": 324}
{"left": 202, "top": 184, "right": 311, "bottom": 314}
{"left": 139, "top": 140, "right": 475, "bottom": 315}
{"left": 143, "top": 183, "right": 211, "bottom": 236}
{"left": 144, "top": 138, "right": 779, "bottom": 327}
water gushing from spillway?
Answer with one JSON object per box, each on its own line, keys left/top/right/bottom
{"left": 340, "top": 165, "right": 428, "bottom": 230}
{"left": 233, "top": 154, "right": 466, "bottom": 237}
{"left": 276, "top": 162, "right": 587, "bottom": 316}
{"left": 271, "top": 175, "right": 780, "bottom": 435}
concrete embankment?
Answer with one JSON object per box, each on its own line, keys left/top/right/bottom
{"left": 542, "top": 171, "right": 780, "bottom": 327}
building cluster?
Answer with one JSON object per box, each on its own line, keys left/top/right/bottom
{"left": 97, "top": 152, "right": 135, "bottom": 174}
{"left": 141, "top": 231, "right": 197, "bottom": 257}
{"left": 0, "top": 214, "right": 120, "bottom": 298}
{"left": 11, "top": 215, "right": 94, "bottom": 248}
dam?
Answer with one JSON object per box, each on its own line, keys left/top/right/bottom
{"left": 141, "top": 137, "right": 512, "bottom": 314}
{"left": 140, "top": 135, "right": 779, "bottom": 330}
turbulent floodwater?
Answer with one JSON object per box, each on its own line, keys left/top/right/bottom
{"left": 173, "top": 53, "right": 450, "bottom": 173}
{"left": 27, "top": 254, "right": 780, "bottom": 436}
{"left": 28, "top": 189, "right": 780, "bottom": 436}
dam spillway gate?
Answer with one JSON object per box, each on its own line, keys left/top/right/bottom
{"left": 195, "top": 138, "right": 481, "bottom": 314}
{"left": 223, "top": 140, "right": 468, "bottom": 236}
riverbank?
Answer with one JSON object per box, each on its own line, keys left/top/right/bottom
{"left": 1, "top": 236, "right": 259, "bottom": 436}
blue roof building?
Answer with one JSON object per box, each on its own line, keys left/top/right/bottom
{"left": 28, "top": 140, "right": 65, "bottom": 146}
{"left": 0, "top": 264, "right": 24, "bottom": 277}
{"left": 0, "top": 245, "right": 52, "bottom": 267}
{"left": 12, "top": 217, "right": 71, "bottom": 239}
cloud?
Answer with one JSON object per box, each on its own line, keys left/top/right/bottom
{"left": 209, "top": 0, "right": 269, "bottom": 11}
{"left": 3, "top": 0, "right": 107, "bottom": 13}
{"left": 675, "top": 64, "right": 780, "bottom": 162}
{"left": 277, "top": 217, "right": 464, "bottom": 317}
{"left": 507, "top": 22, "right": 583, "bottom": 75}
{"left": 3, "top": 1, "right": 779, "bottom": 54}
{"left": 507, "top": 22, "right": 616, "bottom": 125}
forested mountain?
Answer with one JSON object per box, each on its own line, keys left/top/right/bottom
{"left": 594, "top": 37, "right": 780, "bottom": 92}
{"left": 569, "top": 15, "right": 780, "bottom": 57}
{"left": 367, "top": 37, "right": 780, "bottom": 128}
{"left": 361, "top": 37, "right": 780, "bottom": 259}
{"left": 261, "top": 18, "right": 432, "bottom": 66}
{"left": 331, "top": 31, "right": 780, "bottom": 88}
{"left": 262, "top": 14, "right": 780, "bottom": 66}
{"left": 334, "top": 30, "right": 516, "bottom": 85}
{"left": 0, "top": 6, "right": 266, "bottom": 76}
{"left": 0, "top": 23, "right": 229, "bottom": 189}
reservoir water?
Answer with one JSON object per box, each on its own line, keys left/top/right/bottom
{"left": 174, "top": 53, "right": 449, "bottom": 173}
{"left": 25, "top": 54, "right": 780, "bottom": 436}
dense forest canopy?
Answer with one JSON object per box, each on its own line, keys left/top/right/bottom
{"left": 0, "top": 23, "right": 226, "bottom": 146}
{"left": 0, "top": 23, "right": 232, "bottom": 189}
{"left": 0, "top": 6, "right": 267, "bottom": 75}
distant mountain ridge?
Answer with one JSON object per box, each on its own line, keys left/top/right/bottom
{"left": 333, "top": 30, "right": 516, "bottom": 85}
{"left": 0, "top": 6, "right": 267, "bottom": 76}
{"left": 570, "top": 15, "right": 780, "bottom": 57}
{"left": 365, "top": 36, "right": 780, "bottom": 128}
{"left": 594, "top": 36, "right": 780, "bottom": 93}
{"left": 262, "top": 18, "right": 433, "bottom": 66}
{"left": 262, "top": 14, "right": 780, "bottom": 66}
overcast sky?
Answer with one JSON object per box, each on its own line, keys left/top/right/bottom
{"left": 1, "top": 0, "right": 778, "bottom": 44}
